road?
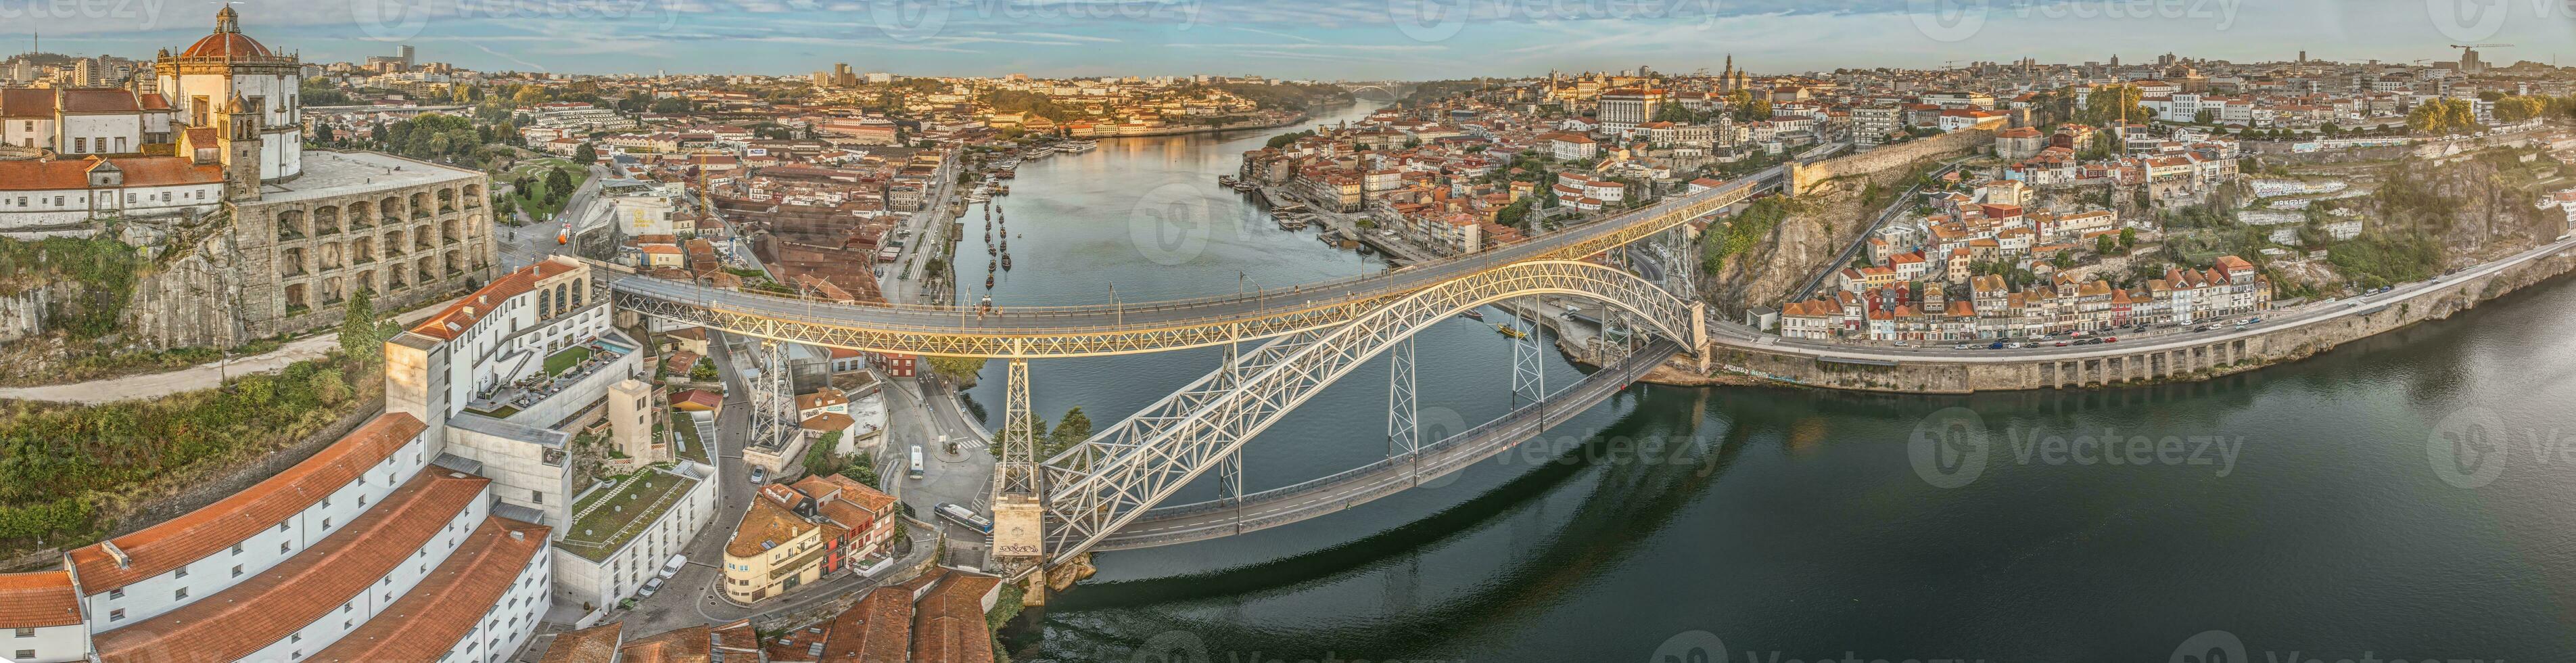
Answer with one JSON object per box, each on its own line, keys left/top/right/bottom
{"left": 877, "top": 159, "right": 964, "bottom": 306}
{"left": 496, "top": 164, "right": 611, "bottom": 271}
{"left": 0, "top": 294, "right": 466, "bottom": 405}
{"left": 607, "top": 165, "right": 1787, "bottom": 340}
{"left": 879, "top": 372, "right": 996, "bottom": 566}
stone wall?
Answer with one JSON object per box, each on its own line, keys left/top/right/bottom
{"left": 0, "top": 287, "right": 51, "bottom": 344}
{"left": 1700, "top": 248, "right": 2576, "bottom": 393}
{"left": 1789, "top": 129, "right": 1992, "bottom": 196}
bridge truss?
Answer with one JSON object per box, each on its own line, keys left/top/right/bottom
{"left": 1031, "top": 260, "right": 1704, "bottom": 568}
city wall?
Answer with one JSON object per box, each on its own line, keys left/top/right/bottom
{"left": 1693, "top": 249, "right": 2576, "bottom": 394}
{"left": 1788, "top": 129, "right": 1992, "bottom": 196}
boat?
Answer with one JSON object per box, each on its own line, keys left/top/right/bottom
{"left": 1217, "top": 175, "right": 1238, "bottom": 187}
{"left": 993, "top": 185, "right": 1010, "bottom": 196}
{"left": 1062, "top": 139, "right": 1098, "bottom": 153}
{"left": 1231, "top": 181, "right": 1259, "bottom": 192}
{"left": 987, "top": 244, "right": 997, "bottom": 256}
{"left": 996, "top": 170, "right": 1016, "bottom": 179}
{"left": 986, "top": 274, "right": 996, "bottom": 289}
{"left": 1496, "top": 324, "right": 1527, "bottom": 339}
{"left": 1459, "top": 309, "right": 1486, "bottom": 321}
{"left": 1001, "top": 254, "right": 1013, "bottom": 270}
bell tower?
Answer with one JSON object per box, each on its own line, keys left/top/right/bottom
{"left": 218, "top": 93, "right": 262, "bottom": 202}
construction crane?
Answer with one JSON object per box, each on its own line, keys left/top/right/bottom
{"left": 2450, "top": 43, "right": 2512, "bottom": 72}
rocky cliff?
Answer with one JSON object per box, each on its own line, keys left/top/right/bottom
{"left": 1702, "top": 134, "right": 1988, "bottom": 315}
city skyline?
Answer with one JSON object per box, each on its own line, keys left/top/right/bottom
{"left": 12, "top": 0, "right": 2576, "bottom": 78}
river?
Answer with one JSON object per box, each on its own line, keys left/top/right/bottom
{"left": 958, "top": 101, "right": 2576, "bottom": 662}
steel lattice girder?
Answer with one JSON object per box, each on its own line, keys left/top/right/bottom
{"left": 1035, "top": 260, "right": 1695, "bottom": 566}
{"left": 599, "top": 168, "right": 1765, "bottom": 361}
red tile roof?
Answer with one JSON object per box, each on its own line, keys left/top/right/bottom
{"left": 0, "top": 156, "right": 225, "bottom": 192}
{"left": 307, "top": 517, "right": 553, "bottom": 663}
{"left": 181, "top": 31, "right": 272, "bottom": 58}
{"left": 70, "top": 413, "right": 427, "bottom": 593}
{"left": 409, "top": 258, "right": 582, "bottom": 340}
{"left": 619, "top": 624, "right": 715, "bottom": 663}
{"left": 541, "top": 622, "right": 625, "bottom": 663}
{"left": 910, "top": 572, "right": 1000, "bottom": 663}
{"left": 0, "top": 570, "right": 82, "bottom": 627}
{"left": 59, "top": 89, "right": 141, "bottom": 114}
{"left": 820, "top": 587, "right": 912, "bottom": 662}
{"left": 93, "top": 470, "right": 493, "bottom": 663}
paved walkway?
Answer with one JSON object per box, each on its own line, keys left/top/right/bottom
{"left": 0, "top": 294, "right": 465, "bottom": 405}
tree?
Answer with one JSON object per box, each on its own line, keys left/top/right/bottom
{"left": 689, "top": 358, "right": 718, "bottom": 382}
{"left": 545, "top": 167, "right": 575, "bottom": 202}
{"left": 2193, "top": 109, "right": 2216, "bottom": 125}
{"left": 338, "top": 288, "right": 381, "bottom": 363}
{"left": 838, "top": 453, "right": 880, "bottom": 489}
{"left": 2408, "top": 98, "right": 2478, "bottom": 135}
{"left": 2119, "top": 227, "right": 2138, "bottom": 251}
{"left": 802, "top": 432, "right": 846, "bottom": 477}
{"left": 926, "top": 357, "right": 987, "bottom": 382}
{"left": 2096, "top": 235, "right": 2120, "bottom": 256}
{"left": 571, "top": 142, "right": 596, "bottom": 165}
{"left": 2081, "top": 84, "right": 2153, "bottom": 125}
{"left": 1046, "top": 407, "right": 1093, "bottom": 457}
{"left": 313, "top": 123, "right": 335, "bottom": 143}
{"left": 2493, "top": 95, "right": 2546, "bottom": 123}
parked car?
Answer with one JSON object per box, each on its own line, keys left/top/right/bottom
{"left": 2103, "top": 336, "right": 2118, "bottom": 343}
{"left": 749, "top": 467, "right": 766, "bottom": 485}
{"left": 1989, "top": 342, "right": 2007, "bottom": 350}
{"left": 2054, "top": 341, "right": 2070, "bottom": 347}
{"left": 1954, "top": 344, "right": 1973, "bottom": 350}
{"left": 2193, "top": 325, "right": 2212, "bottom": 332}
{"left": 638, "top": 577, "right": 664, "bottom": 598}
{"left": 2006, "top": 342, "right": 2024, "bottom": 349}
{"left": 658, "top": 555, "right": 687, "bottom": 579}
{"left": 1894, "top": 341, "right": 1910, "bottom": 346}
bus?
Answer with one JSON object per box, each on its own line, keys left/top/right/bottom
{"left": 936, "top": 503, "right": 993, "bottom": 534}
{"left": 908, "top": 445, "right": 925, "bottom": 480}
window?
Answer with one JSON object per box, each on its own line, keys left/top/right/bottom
{"left": 532, "top": 490, "right": 542, "bottom": 504}
{"left": 12, "top": 628, "right": 32, "bottom": 637}
{"left": 281, "top": 541, "right": 291, "bottom": 553}
{"left": 108, "top": 609, "right": 124, "bottom": 621}
{"left": 291, "top": 633, "right": 302, "bottom": 643}
{"left": 173, "top": 588, "right": 187, "bottom": 600}
{"left": 173, "top": 565, "right": 188, "bottom": 579}
{"left": 74, "top": 137, "right": 85, "bottom": 152}
{"left": 231, "top": 565, "right": 243, "bottom": 578}
{"left": 15, "top": 649, "right": 32, "bottom": 660}
{"left": 107, "top": 589, "right": 122, "bottom": 599}
{"left": 232, "top": 543, "right": 244, "bottom": 555}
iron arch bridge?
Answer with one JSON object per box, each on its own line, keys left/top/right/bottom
{"left": 1029, "top": 259, "right": 1703, "bottom": 566}
{"left": 604, "top": 165, "right": 1789, "bottom": 580}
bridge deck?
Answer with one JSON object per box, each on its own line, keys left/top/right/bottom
{"left": 1092, "top": 340, "right": 1681, "bottom": 550}
{"left": 607, "top": 167, "right": 1779, "bottom": 357}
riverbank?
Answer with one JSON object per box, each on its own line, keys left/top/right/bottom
{"left": 1691, "top": 241, "right": 2576, "bottom": 393}
{"left": 1081, "top": 110, "right": 1311, "bottom": 139}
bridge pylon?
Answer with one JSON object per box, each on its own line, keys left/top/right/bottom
{"left": 991, "top": 358, "right": 1046, "bottom": 571}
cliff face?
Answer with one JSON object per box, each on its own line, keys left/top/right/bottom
{"left": 1703, "top": 134, "right": 1988, "bottom": 315}
{"left": 120, "top": 222, "right": 254, "bottom": 350}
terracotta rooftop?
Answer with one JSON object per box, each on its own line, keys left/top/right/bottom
{"left": 0, "top": 156, "right": 225, "bottom": 192}
{"left": 820, "top": 587, "right": 912, "bottom": 663}
{"left": 910, "top": 572, "right": 1001, "bottom": 663}
{"left": 408, "top": 257, "right": 583, "bottom": 340}
{"left": 619, "top": 624, "right": 713, "bottom": 663}
{"left": 540, "top": 622, "right": 625, "bottom": 663}
{"left": 70, "top": 413, "right": 427, "bottom": 593}
{"left": 307, "top": 517, "right": 553, "bottom": 663}
{"left": 0, "top": 570, "right": 82, "bottom": 627}
{"left": 93, "top": 469, "right": 492, "bottom": 662}
{"left": 728, "top": 493, "right": 818, "bottom": 559}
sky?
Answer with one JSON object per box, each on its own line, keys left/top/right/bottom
{"left": 13, "top": 0, "right": 2576, "bottom": 78}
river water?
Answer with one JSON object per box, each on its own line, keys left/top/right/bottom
{"left": 959, "top": 102, "right": 2576, "bottom": 662}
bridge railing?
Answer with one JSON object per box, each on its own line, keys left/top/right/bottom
{"left": 1122, "top": 341, "right": 1679, "bottom": 523}
{"left": 611, "top": 167, "right": 1778, "bottom": 328}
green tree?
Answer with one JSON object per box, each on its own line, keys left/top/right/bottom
{"left": 337, "top": 288, "right": 381, "bottom": 364}
{"left": 2096, "top": 235, "right": 2120, "bottom": 256}
{"left": 837, "top": 452, "right": 880, "bottom": 489}
{"left": 2080, "top": 84, "right": 2153, "bottom": 125}
{"left": 545, "top": 167, "right": 575, "bottom": 203}
{"left": 1046, "top": 407, "right": 1093, "bottom": 457}
{"left": 926, "top": 356, "right": 987, "bottom": 383}
{"left": 571, "top": 142, "right": 596, "bottom": 165}
{"left": 689, "top": 358, "right": 718, "bottom": 381}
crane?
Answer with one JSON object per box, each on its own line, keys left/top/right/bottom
{"left": 2450, "top": 43, "right": 2512, "bottom": 72}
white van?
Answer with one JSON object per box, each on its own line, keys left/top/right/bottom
{"left": 658, "top": 554, "right": 687, "bottom": 579}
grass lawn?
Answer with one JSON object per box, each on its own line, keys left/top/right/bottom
{"left": 500, "top": 158, "right": 590, "bottom": 222}
{"left": 544, "top": 346, "right": 593, "bottom": 375}
{"left": 672, "top": 407, "right": 709, "bottom": 464}
{"left": 556, "top": 470, "right": 699, "bottom": 562}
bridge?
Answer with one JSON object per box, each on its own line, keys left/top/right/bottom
{"left": 607, "top": 164, "right": 1789, "bottom": 583}
{"left": 1338, "top": 81, "right": 1415, "bottom": 101}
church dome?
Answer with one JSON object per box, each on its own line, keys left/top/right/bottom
{"left": 180, "top": 7, "right": 272, "bottom": 58}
